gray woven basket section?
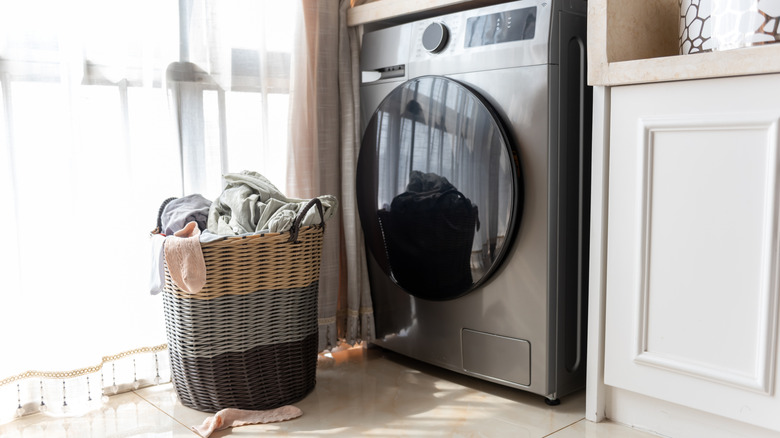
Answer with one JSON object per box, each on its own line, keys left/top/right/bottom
{"left": 163, "top": 283, "right": 318, "bottom": 359}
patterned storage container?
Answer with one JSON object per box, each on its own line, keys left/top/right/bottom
{"left": 680, "top": 0, "right": 780, "bottom": 54}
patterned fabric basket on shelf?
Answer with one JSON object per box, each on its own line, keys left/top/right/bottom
{"left": 162, "top": 198, "right": 325, "bottom": 413}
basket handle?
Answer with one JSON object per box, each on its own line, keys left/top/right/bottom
{"left": 151, "top": 196, "right": 177, "bottom": 235}
{"left": 288, "top": 198, "right": 325, "bottom": 243}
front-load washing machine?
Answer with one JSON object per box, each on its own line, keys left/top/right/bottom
{"left": 356, "top": 0, "right": 591, "bottom": 402}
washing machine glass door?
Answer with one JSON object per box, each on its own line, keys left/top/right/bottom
{"left": 357, "top": 75, "right": 522, "bottom": 301}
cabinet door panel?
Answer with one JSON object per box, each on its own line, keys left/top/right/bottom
{"left": 604, "top": 74, "right": 780, "bottom": 431}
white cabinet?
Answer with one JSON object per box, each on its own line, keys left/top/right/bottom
{"left": 602, "top": 74, "right": 780, "bottom": 432}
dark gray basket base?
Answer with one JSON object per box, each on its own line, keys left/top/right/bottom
{"left": 169, "top": 333, "right": 317, "bottom": 412}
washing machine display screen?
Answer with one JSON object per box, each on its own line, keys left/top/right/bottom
{"left": 356, "top": 76, "right": 522, "bottom": 301}
{"left": 465, "top": 7, "right": 536, "bottom": 48}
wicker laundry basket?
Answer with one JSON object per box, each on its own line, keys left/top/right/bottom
{"left": 162, "top": 198, "right": 325, "bottom": 412}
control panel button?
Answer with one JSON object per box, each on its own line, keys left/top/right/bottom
{"left": 422, "top": 22, "right": 449, "bottom": 53}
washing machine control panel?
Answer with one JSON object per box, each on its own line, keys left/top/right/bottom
{"left": 463, "top": 6, "right": 538, "bottom": 48}
{"left": 409, "top": 0, "right": 551, "bottom": 67}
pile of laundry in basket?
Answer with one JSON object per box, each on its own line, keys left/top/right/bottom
{"left": 149, "top": 170, "right": 338, "bottom": 297}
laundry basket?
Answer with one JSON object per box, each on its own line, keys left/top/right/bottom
{"left": 162, "top": 198, "right": 325, "bottom": 412}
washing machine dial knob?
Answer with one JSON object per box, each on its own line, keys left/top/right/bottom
{"left": 422, "top": 22, "right": 449, "bottom": 53}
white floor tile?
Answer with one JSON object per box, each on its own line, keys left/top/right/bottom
{"left": 547, "top": 419, "right": 660, "bottom": 438}
{"left": 0, "top": 390, "right": 197, "bottom": 438}
{"left": 137, "top": 346, "right": 586, "bottom": 437}
{"left": 1, "top": 347, "right": 657, "bottom": 438}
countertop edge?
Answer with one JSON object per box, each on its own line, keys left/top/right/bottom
{"left": 590, "top": 44, "right": 780, "bottom": 86}
{"left": 347, "top": 0, "right": 510, "bottom": 27}
{"left": 347, "top": 0, "right": 470, "bottom": 26}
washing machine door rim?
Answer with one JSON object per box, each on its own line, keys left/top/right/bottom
{"left": 356, "top": 75, "right": 523, "bottom": 301}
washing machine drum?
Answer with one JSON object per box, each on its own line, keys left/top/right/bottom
{"left": 356, "top": 75, "right": 523, "bottom": 301}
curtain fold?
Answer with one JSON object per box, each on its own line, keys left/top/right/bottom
{"left": 338, "top": 0, "right": 375, "bottom": 344}
{"left": 288, "top": 0, "right": 374, "bottom": 350}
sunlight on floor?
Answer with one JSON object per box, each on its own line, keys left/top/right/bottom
{"left": 0, "top": 346, "right": 659, "bottom": 437}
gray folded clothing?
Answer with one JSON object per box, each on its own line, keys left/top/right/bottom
{"left": 161, "top": 194, "right": 211, "bottom": 235}
{"left": 208, "top": 171, "right": 338, "bottom": 235}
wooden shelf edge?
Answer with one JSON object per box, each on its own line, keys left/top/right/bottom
{"left": 347, "top": 0, "right": 510, "bottom": 27}
{"left": 590, "top": 44, "right": 780, "bottom": 86}
{"left": 347, "top": 0, "right": 464, "bottom": 26}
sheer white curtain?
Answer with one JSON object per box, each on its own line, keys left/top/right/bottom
{"left": 0, "top": 0, "right": 298, "bottom": 423}
{"left": 174, "top": 0, "right": 296, "bottom": 199}
{"left": 0, "top": 0, "right": 179, "bottom": 422}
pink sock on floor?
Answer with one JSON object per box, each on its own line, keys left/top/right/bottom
{"left": 192, "top": 405, "right": 303, "bottom": 437}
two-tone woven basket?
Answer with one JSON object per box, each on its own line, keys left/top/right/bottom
{"left": 162, "top": 198, "right": 325, "bottom": 412}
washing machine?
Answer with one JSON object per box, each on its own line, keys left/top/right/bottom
{"left": 356, "top": 0, "right": 591, "bottom": 403}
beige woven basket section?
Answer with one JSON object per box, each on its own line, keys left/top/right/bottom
{"left": 165, "top": 225, "right": 324, "bottom": 300}
{"left": 166, "top": 226, "right": 323, "bottom": 300}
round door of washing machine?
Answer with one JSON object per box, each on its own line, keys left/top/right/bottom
{"left": 356, "top": 75, "right": 523, "bottom": 301}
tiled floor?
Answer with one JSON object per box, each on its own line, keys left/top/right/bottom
{"left": 0, "top": 346, "right": 657, "bottom": 437}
